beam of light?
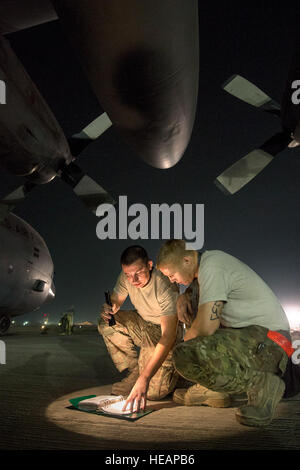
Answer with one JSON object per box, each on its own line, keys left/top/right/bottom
{"left": 46, "top": 384, "right": 248, "bottom": 442}
{"left": 283, "top": 305, "right": 300, "bottom": 330}
{"left": 49, "top": 287, "right": 55, "bottom": 297}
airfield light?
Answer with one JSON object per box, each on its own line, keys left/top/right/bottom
{"left": 49, "top": 287, "right": 55, "bottom": 297}
{"left": 283, "top": 305, "right": 300, "bottom": 330}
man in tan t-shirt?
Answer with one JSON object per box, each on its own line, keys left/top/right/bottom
{"left": 98, "top": 245, "right": 182, "bottom": 413}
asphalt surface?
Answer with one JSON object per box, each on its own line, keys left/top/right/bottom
{"left": 0, "top": 325, "right": 299, "bottom": 451}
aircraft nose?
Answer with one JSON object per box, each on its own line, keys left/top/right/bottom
{"left": 113, "top": 48, "right": 198, "bottom": 169}
{"left": 53, "top": 1, "right": 199, "bottom": 169}
{"left": 117, "top": 118, "right": 192, "bottom": 169}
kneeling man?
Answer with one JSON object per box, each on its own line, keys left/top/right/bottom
{"left": 157, "top": 240, "right": 291, "bottom": 427}
{"left": 99, "top": 245, "right": 182, "bottom": 412}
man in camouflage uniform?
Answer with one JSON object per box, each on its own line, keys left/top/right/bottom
{"left": 60, "top": 310, "right": 74, "bottom": 335}
{"left": 157, "top": 239, "right": 291, "bottom": 427}
{"left": 99, "top": 245, "right": 182, "bottom": 412}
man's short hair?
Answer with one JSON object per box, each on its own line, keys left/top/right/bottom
{"left": 157, "top": 239, "right": 192, "bottom": 268}
{"left": 120, "top": 245, "right": 149, "bottom": 266}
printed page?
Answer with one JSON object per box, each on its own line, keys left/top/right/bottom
{"left": 101, "top": 399, "right": 132, "bottom": 415}
{"left": 78, "top": 395, "right": 123, "bottom": 411}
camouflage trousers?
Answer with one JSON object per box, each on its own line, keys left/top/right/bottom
{"left": 98, "top": 310, "right": 182, "bottom": 400}
{"left": 173, "top": 325, "right": 289, "bottom": 394}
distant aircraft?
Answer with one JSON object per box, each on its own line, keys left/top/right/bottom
{"left": 0, "top": 0, "right": 199, "bottom": 212}
{"left": 0, "top": 212, "right": 54, "bottom": 334}
{"left": 215, "top": 36, "right": 300, "bottom": 195}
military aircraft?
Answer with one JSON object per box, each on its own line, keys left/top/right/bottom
{"left": 0, "top": 0, "right": 199, "bottom": 331}
{"left": 0, "top": 0, "right": 199, "bottom": 195}
{"left": 215, "top": 36, "right": 300, "bottom": 195}
{"left": 0, "top": 212, "right": 55, "bottom": 334}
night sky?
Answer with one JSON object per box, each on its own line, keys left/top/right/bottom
{"left": 1, "top": 3, "right": 300, "bottom": 325}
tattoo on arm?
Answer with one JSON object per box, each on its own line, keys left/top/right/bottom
{"left": 210, "top": 302, "right": 222, "bottom": 321}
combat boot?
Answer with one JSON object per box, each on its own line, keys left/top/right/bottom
{"left": 111, "top": 366, "right": 139, "bottom": 396}
{"left": 235, "top": 371, "right": 285, "bottom": 427}
{"left": 176, "top": 375, "right": 194, "bottom": 389}
{"left": 173, "top": 383, "right": 231, "bottom": 408}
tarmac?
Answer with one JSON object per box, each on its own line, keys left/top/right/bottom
{"left": 0, "top": 324, "right": 299, "bottom": 451}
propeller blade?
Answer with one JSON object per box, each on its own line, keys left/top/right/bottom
{"left": 59, "top": 162, "right": 115, "bottom": 213}
{"left": 68, "top": 113, "right": 112, "bottom": 156}
{"left": 0, "top": 182, "right": 36, "bottom": 217}
{"left": 215, "top": 132, "right": 292, "bottom": 195}
{"left": 215, "top": 149, "right": 274, "bottom": 195}
{"left": 222, "top": 75, "right": 281, "bottom": 116}
{"left": 73, "top": 112, "right": 112, "bottom": 140}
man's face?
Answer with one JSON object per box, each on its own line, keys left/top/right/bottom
{"left": 122, "top": 259, "right": 153, "bottom": 288}
{"left": 159, "top": 257, "right": 195, "bottom": 286}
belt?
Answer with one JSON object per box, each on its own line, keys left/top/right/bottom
{"left": 267, "top": 330, "right": 295, "bottom": 357}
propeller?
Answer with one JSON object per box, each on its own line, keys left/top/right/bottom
{"left": 0, "top": 182, "right": 36, "bottom": 218}
{"left": 68, "top": 112, "right": 112, "bottom": 156}
{"left": 222, "top": 74, "right": 281, "bottom": 116}
{"left": 0, "top": 112, "right": 115, "bottom": 217}
{"left": 215, "top": 131, "right": 292, "bottom": 195}
{"left": 215, "top": 75, "right": 295, "bottom": 195}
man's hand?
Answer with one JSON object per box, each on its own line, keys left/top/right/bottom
{"left": 100, "top": 292, "right": 127, "bottom": 324}
{"left": 122, "top": 315, "right": 178, "bottom": 413}
{"left": 100, "top": 302, "right": 119, "bottom": 324}
{"left": 122, "top": 375, "right": 149, "bottom": 413}
{"left": 177, "top": 293, "right": 194, "bottom": 326}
